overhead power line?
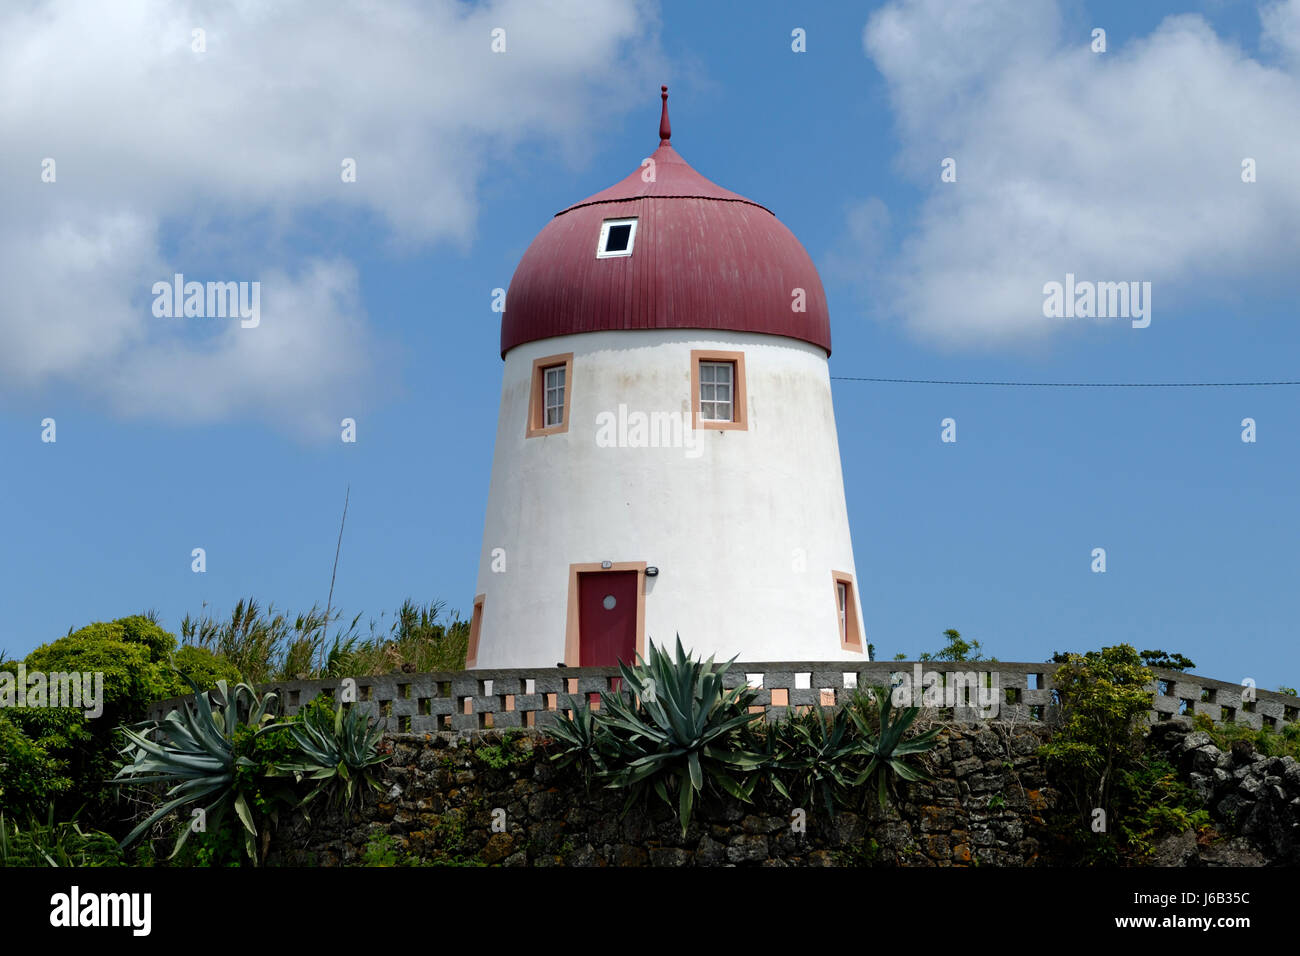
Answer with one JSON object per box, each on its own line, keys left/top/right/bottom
{"left": 831, "top": 376, "right": 1300, "bottom": 388}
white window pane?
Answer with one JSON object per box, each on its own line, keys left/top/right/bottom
{"left": 699, "top": 361, "right": 738, "bottom": 423}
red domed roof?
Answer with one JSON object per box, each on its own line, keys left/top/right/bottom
{"left": 500, "top": 88, "right": 831, "bottom": 357}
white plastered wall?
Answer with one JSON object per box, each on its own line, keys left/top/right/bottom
{"left": 472, "top": 328, "right": 867, "bottom": 667}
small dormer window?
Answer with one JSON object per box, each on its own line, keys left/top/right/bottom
{"left": 597, "top": 218, "right": 637, "bottom": 258}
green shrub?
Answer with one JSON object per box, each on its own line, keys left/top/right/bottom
{"left": 171, "top": 646, "right": 243, "bottom": 694}
{"left": 170, "top": 824, "right": 245, "bottom": 868}
{"left": 1191, "top": 712, "right": 1300, "bottom": 761}
{"left": 17, "top": 615, "right": 241, "bottom": 833}
{"left": 25, "top": 619, "right": 173, "bottom": 726}
{"left": 362, "top": 830, "right": 402, "bottom": 866}
{"left": 0, "top": 714, "right": 75, "bottom": 817}
{"left": 1112, "top": 756, "right": 1211, "bottom": 858}
{"left": 472, "top": 739, "right": 529, "bottom": 771}
{"left": 920, "top": 628, "right": 987, "bottom": 662}
{"left": 1038, "top": 644, "right": 1154, "bottom": 829}
{"left": 1139, "top": 649, "right": 1196, "bottom": 671}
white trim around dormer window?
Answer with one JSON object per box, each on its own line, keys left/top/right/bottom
{"left": 596, "top": 218, "right": 638, "bottom": 258}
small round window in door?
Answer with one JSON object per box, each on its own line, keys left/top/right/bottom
{"left": 602, "top": 594, "right": 617, "bottom": 610}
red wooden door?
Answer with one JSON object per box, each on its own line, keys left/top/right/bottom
{"left": 578, "top": 571, "right": 638, "bottom": 667}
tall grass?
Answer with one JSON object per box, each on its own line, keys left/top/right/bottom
{"left": 179, "top": 597, "right": 469, "bottom": 683}
{"left": 0, "top": 808, "right": 123, "bottom": 867}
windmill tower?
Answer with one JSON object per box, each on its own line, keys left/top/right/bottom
{"left": 468, "top": 87, "right": 866, "bottom": 668}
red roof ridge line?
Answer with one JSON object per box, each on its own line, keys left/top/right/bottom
{"left": 556, "top": 194, "right": 774, "bottom": 218}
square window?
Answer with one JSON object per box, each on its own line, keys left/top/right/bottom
{"left": 526, "top": 353, "right": 573, "bottom": 438}
{"left": 596, "top": 218, "right": 638, "bottom": 258}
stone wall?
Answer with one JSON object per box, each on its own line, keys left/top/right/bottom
{"left": 1146, "top": 721, "right": 1300, "bottom": 865}
{"left": 266, "top": 722, "right": 1060, "bottom": 867}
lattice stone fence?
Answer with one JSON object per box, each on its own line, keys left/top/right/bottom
{"left": 146, "top": 661, "right": 1300, "bottom": 734}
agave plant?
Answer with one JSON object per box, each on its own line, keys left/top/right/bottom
{"left": 269, "top": 699, "right": 387, "bottom": 814}
{"left": 113, "top": 677, "right": 279, "bottom": 862}
{"left": 767, "top": 706, "right": 865, "bottom": 819}
{"left": 849, "top": 686, "right": 941, "bottom": 809}
{"left": 547, "top": 695, "right": 612, "bottom": 790}
{"left": 595, "top": 637, "right": 764, "bottom": 834}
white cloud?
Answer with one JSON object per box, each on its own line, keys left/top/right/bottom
{"left": 859, "top": 0, "right": 1300, "bottom": 347}
{"left": 0, "top": 0, "right": 662, "bottom": 432}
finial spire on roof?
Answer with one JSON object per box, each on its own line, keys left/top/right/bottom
{"left": 659, "top": 85, "right": 671, "bottom": 144}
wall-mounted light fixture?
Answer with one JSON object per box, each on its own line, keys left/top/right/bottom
{"left": 646, "top": 566, "right": 659, "bottom": 577}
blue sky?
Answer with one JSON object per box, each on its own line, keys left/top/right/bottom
{"left": 2, "top": 0, "right": 1298, "bottom": 690}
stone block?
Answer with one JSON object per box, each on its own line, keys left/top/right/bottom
{"left": 952, "top": 756, "right": 983, "bottom": 777}
{"left": 726, "top": 834, "right": 769, "bottom": 863}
